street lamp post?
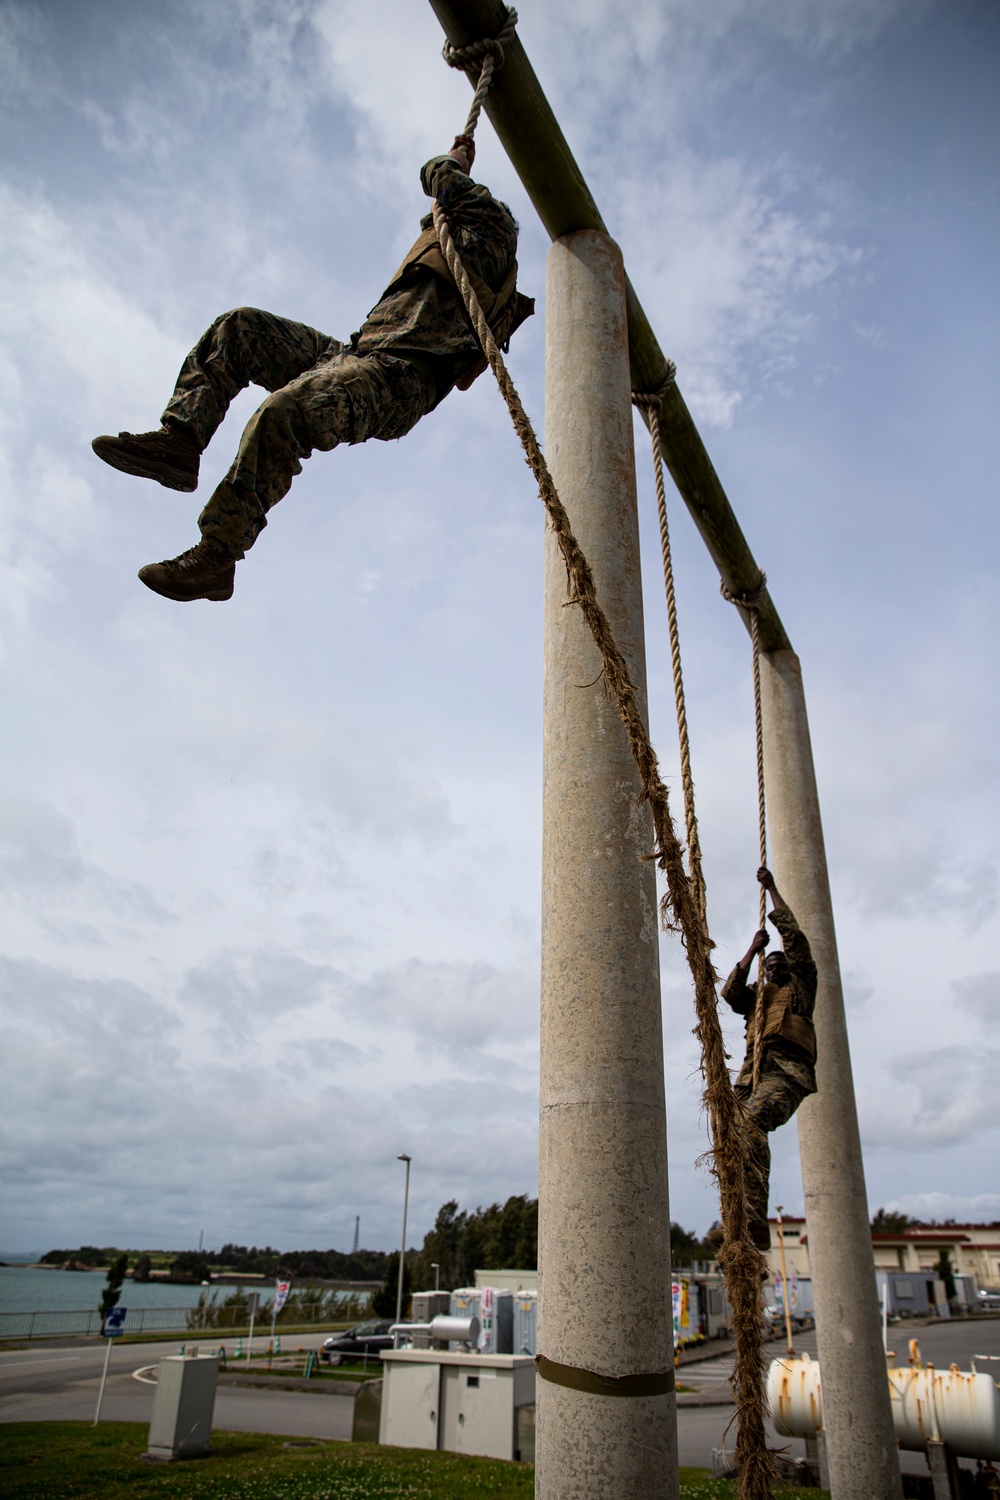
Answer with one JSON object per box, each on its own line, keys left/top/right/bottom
{"left": 431, "top": 1262, "right": 440, "bottom": 1292}
{"left": 396, "top": 1154, "right": 412, "bottom": 1333}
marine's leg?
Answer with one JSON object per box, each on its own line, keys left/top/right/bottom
{"left": 741, "top": 1071, "right": 810, "bottom": 1243}
{"left": 161, "top": 308, "right": 343, "bottom": 451}
{"left": 138, "top": 352, "right": 436, "bottom": 602}
{"left": 196, "top": 352, "right": 437, "bottom": 557}
{"left": 93, "top": 309, "right": 341, "bottom": 492}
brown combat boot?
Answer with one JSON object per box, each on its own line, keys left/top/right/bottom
{"left": 92, "top": 425, "right": 200, "bottom": 492}
{"left": 138, "top": 541, "right": 236, "bottom": 602}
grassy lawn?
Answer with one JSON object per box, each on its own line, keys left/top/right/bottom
{"left": 0, "top": 1423, "right": 826, "bottom": 1500}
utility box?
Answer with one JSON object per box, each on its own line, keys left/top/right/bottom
{"left": 513, "top": 1290, "right": 537, "bottom": 1355}
{"left": 380, "top": 1349, "right": 535, "bottom": 1461}
{"left": 145, "top": 1354, "right": 218, "bottom": 1462}
{"left": 352, "top": 1378, "right": 383, "bottom": 1443}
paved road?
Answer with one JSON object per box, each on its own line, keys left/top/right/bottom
{"left": 0, "top": 1337, "right": 354, "bottom": 1439}
{"left": 2, "top": 1318, "right": 997, "bottom": 1475}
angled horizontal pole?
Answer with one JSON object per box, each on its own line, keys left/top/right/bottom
{"left": 427, "top": 0, "right": 791, "bottom": 652}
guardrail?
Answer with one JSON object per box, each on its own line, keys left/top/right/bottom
{"left": 0, "top": 1302, "right": 361, "bottom": 1341}
{"left": 0, "top": 1307, "right": 197, "bottom": 1340}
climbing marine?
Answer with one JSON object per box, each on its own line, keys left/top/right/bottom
{"left": 92, "top": 137, "right": 533, "bottom": 602}
{"left": 719, "top": 865, "right": 818, "bottom": 1251}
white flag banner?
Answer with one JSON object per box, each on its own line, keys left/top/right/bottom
{"left": 274, "top": 1280, "right": 291, "bottom": 1315}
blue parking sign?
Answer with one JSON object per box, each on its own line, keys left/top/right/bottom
{"left": 103, "top": 1307, "right": 127, "bottom": 1338}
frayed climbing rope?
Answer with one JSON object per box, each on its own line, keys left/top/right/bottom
{"left": 635, "top": 383, "right": 775, "bottom": 1500}
{"left": 720, "top": 576, "right": 770, "bottom": 1092}
{"left": 438, "top": 15, "right": 773, "bottom": 1496}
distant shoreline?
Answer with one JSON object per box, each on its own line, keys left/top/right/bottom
{"left": 1, "top": 1263, "right": 380, "bottom": 1290}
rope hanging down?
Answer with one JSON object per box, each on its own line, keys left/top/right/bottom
{"left": 721, "top": 577, "right": 769, "bottom": 1092}
{"left": 634, "top": 386, "right": 773, "bottom": 1500}
{"left": 440, "top": 16, "right": 773, "bottom": 1498}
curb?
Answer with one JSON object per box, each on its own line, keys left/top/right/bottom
{"left": 219, "top": 1373, "right": 365, "bottom": 1395}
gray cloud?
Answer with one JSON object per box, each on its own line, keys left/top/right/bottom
{"left": 881, "top": 1192, "right": 1000, "bottom": 1224}
{"left": 0, "top": 795, "right": 174, "bottom": 939}
{"left": 954, "top": 973, "right": 1000, "bottom": 1032}
{"left": 864, "top": 1046, "right": 1000, "bottom": 1150}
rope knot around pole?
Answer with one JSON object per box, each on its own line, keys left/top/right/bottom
{"left": 719, "top": 572, "right": 767, "bottom": 611}
{"left": 442, "top": 6, "right": 518, "bottom": 70}
{"left": 631, "top": 360, "right": 678, "bottom": 415}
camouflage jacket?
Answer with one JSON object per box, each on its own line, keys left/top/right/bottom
{"left": 721, "top": 903, "right": 818, "bottom": 1092}
{"left": 353, "top": 156, "right": 533, "bottom": 402}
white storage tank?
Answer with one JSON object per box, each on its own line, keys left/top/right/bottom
{"left": 888, "top": 1366, "right": 1000, "bottom": 1460}
{"left": 767, "top": 1354, "right": 1000, "bottom": 1460}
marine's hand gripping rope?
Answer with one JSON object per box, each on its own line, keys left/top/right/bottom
{"left": 439, "top": 20, "right": 773, "bottom": 1495}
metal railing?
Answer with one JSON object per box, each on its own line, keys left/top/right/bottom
{"left": 0, "top": 1300, "right": 365, "bottom": 1341}
{"left": 0, "top": 1306, "right": 197, "bottom": 1340}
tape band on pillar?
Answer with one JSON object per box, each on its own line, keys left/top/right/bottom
{"left": 535, "top": 1354, "right": 675, "bottom": 1398}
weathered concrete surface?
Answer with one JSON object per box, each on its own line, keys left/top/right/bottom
{"left": 538, "top": 227, "right": 678, "bottom": 1500}
{"left": 760, "top": 648, "right": 902, "bottom": 1500}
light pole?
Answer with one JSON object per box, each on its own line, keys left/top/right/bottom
{"left": 431, "top": 1262, "right": 440, "bottom": 1292}
{"left": 395, "top": 1154, "right": 411, "bottom": 1331}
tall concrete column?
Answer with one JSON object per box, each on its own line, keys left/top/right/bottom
{"left": 759, "top": 649, "right": 902, "bottom": 1500}
{"left": 538, "top": 228, "right": 678, "bottom": 1500}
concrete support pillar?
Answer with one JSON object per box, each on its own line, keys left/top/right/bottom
{"left": 759, "top": 648, "right": 902, "bottom": 1500}
{"left": 537, "top": 228, "right": 678, "bottom": 1500}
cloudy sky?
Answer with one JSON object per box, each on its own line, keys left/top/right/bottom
{"left": 1, "top": 0, "right": 997, "bottom": 1260}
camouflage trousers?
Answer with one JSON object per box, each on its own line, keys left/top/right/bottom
{"left": 160, "top": 307, "right": 439, "bottom": 556}
{"left": 734, "top": 1066, "right": 811, "bottom": 1227}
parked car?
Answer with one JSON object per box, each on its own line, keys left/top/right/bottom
{"left": 320, "top": 1319, "right": 399, "bottom": 1364}
{"left": 976, "top": 1290, "right": 1000, "bottom": 1310}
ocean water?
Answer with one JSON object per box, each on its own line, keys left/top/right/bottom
{"left": 0, "top": 1265, "right": 214, "bottom": 1315}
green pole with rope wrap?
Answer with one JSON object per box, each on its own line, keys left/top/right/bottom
{"left": 427, "top": 7, "right": 902, "bottom": 1498}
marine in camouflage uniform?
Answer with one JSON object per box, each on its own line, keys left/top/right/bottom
{"left": 92, "top": 140, "right": 533, "bottom": 602}
{"left": 719, "top": 865, "right": 818, "bottom": 1250}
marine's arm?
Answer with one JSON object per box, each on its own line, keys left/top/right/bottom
{"left": 721, "top": 927, "right": 768, "bottom": 1015}
{"left": 759, "top": 866, "right": 817, "bottom": 1002}
{"left": 420, "top": 146, "right": 478, "bottom": 208}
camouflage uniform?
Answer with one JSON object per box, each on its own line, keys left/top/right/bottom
{"left": 158, "top": 156, "right": 529, "bottom": 558}
{"left": 721, "top": 903, "right": 818, "bottom": 1227}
